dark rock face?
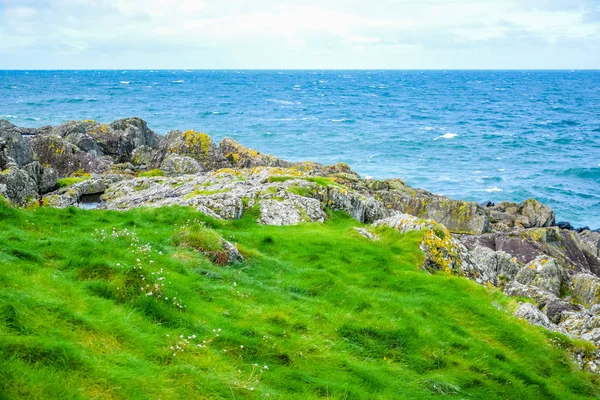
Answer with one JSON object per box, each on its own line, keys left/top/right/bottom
{"left": 23, "top": 161, "right": 58, "bottom": 195}
{"left": 557, "top": 221, "right": 574, "bottom": 230}
{"left": 0, "top": 120, "right": 34, "bottom": 168}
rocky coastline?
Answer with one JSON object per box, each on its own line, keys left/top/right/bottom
{"left": 2, "top": 117, "right": 600, "bottom": 372}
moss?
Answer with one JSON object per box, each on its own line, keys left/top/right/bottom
{"left": 57, "top": 177, "right": 89, "bottom": 188}
{"left": 184, "top": 189, "right": 231, "bottom": 200}
{"left": 139, "top": 169, "right": 164, "bottom": 178}
{"left": 182, "top": 130, "right": 212, "bottom": 157}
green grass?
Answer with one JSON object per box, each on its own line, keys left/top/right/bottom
{"left": 268, "top": 176, "right": 346, "bottom": 189}
{"left": 0, "top": 201, "right": 598, "bottom": 399}
{"left": 139, "top": 169, "right": 165, "bottom": 178}
{"left": 56, "top": 177, "right": 90, "bottom": 188}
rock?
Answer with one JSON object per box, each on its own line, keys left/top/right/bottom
{"left": 373, "top": 187, "right": 490, "bottom": 234}
{"left": 460, "top": 227, "right": 600, "bottom": 277}
{"left": 514, "top": 256, "right": 565, "bottom": 297}
{"left": 354, "top": 227, "right": 379, "bottom": 240}
{"left": 514, "top": 302, "right": 556, "bottom": 331}
{"left": 577, "top": 230, "right": 600, "bottom": 258}
{"left": 557, "top": 221, "right": 574, "bottom": 230}
{"left": 161, "top": 154, "right": 202, "bottom": 176}
{"left": 374, "top": 213, "right": 472, "bottom": 276}
{"left": 0, "top": 167, "right": 39, "bottom": 206}
{"left": 504, "top": 281, "right": 559, "bottom": 307}
{"left": 317, "top": 185, "right": 389, "bottom": 224}
{"left": 222, "top": 240, "right": 243, "bottom": 264}
{"left": 468, "top": 245, "right": 521, "bottom": 285}
{"left": 131, "top": 145, "right": 156, "bottom": 167}
{"left": 0, "top": 120, "right": 34, "bottom": 168}
{"left": 29, "top": 134, "right": 97, "bottom": 176}
{"left": 220, "top": 137, "right": 293, "bottom": 168}
{"left": 571, "top": 274, "right": 600, "bottom": 307}
{"left": 44, "top": 174, "right": 129, "bottom": 207}
{"left": 489, "top": 199, "right": 555, "bottom": 231}
{"left": 22, "top": 161, "right": 58, "bottom": 194}
{"left": 544, "top": 298, "right": 579, "bottom": 324}
{"left": 151, "top": 130, "right": 229, "bottom": 172}
{"left": 259, "top": 195, "right": 326, "bottom": 226}
{"left": 481, "top": 201, "right": 495, "bottom": 207}
{"left": 560, "top": 305, "right": 600, "bottom": 346}
{"left": 577, "top": 227, "right": 591, "bottom": 233}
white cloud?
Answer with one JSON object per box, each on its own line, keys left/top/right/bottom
{"left": 0, "top": 0, "right": 598, "bottom": 68}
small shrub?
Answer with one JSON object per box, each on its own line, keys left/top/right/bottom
{"left": 174, "top": 225, "right": 223, "bottom": 253}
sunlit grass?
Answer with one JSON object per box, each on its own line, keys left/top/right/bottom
{"left": 0, "top": 200, "right": 598, "bottom": 399}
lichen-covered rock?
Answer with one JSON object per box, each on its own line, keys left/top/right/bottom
{"left": 0, "top": 167, "right": 39, "bottom": 206}
{"left": 161, "top": 154, "right": 202, "bottom": 176}
{"left": 222, "top": 240, "right": 243, "bottom": 264}
{"left": 22, "top": 161, "right": 58, "bottom": 194}
{"left": 220, "top": 137, "right": 293, "bottom": 169}
{"left": 468, "top": 245, "right": 521, "bottom": 285}
{"left": 372, "top": 186, "right": 490, "bottom": 234}
{"left": 577, "top": 230, "right": 600, "bottom": 258}
{"left": 560, "top": 305, "right": 600, "bottom": 346}
{"left": 571, "top": 274, "right": 600, "bottom": 307}
{"left": 515, "top": 256, "right": 565, "bottom": 297}
{"left": 374, "top": 213, "right": 473, "bottom": 276}
{"left": 259, "top": 195, "right": 326, "bottom": 226}
{"left": 44, "top": 174, "right": 130, "bottom": 208}
{"left": 460, "top": 227, "right": 600, "bottom": 277}
{"left": 0, "top": 120, "right": 34, "bottom": 168}
{"left": 151, "top": 130, "right": 229, "bottom": 172}
{"left": 514, "top": 302, "right": 557, "bottom": 331}
{"left": 489, "top": 199, "right": 555, "bottom": 231}
{"left": 317, "top": 185, "right": 390, "bottom": 224}
{"left": 131, "top": 145, "right": 156, "bottom": 167}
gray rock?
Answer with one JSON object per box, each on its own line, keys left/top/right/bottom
{"left": 151, "top": 130, "right": 229, "bottom": 172}
{"left": 220, "top": 137, "right": 293, "bottom": 168}
{"left": 515, "top": 256, "right": 565, "bottom": 297}
{"left": 22, "top": 161, "right": 58, "bottom": 194}
{"left": 0, "top": 120, "right": 34, "bottom": 168}
{"left": 317, "top": 186, "right": 390, "bottom": 224}
{"left": 354, "top": 227, "right": 379, "bottom": 240}
{"left": 489, "top": 199, "right": 555, "bottom": 231}
{"left": 161, "top": 154, "right": 202, "bottom": 176}
{"left": 131, "top": 145, "right": 157, "bottom": 167}
{"left": 0, "top": 167, "right": 39, "bottom": 206}
{"left": 469, "top": 245, "right": 521, "bottom": 285}
{"left": 222, "top": 240, "right": 243, "bottom": 264}
{"left": 514, "top": 302, "right": 556, "bottom": 331}
{"left": 571, "top": 274, "right": 600, "bottom": 307}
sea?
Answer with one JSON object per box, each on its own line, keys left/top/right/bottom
{"left": 1, "top": 70, "right": 599, "bottom": 228}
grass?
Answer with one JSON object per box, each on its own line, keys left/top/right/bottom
{"left": 268, "top": 176, "right": 346, "bottom": 189}
{"left": 56, "top": 176, "right": 90, "bottom": 188}
{"left": 0, "top": 200, "right": 598, "bottom": 399}
{"left": 139, "top": 169, "right": 165, "bottom": 178}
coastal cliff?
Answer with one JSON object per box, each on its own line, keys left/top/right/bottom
{"left": 2, "top": 117, "right": 600, "bottom": 397}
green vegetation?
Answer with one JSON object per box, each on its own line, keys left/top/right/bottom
{"left": 268, "top": 175, "right": 346, "bottom": 189}
{"left": 56, "top": 176, "right": 89, "bottom": 188}
{"left": 0, "top": 202, "right": 598, "bottom": 399}
{"left": 184, "top": 189, "right": 231, "bottom": 200}
{"left": 139, "top": 169, "right": 165, "bottom": 178}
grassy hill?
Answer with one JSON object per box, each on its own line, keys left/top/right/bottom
{"left": 0, "top": 200, "right": 598, "bottom": 399}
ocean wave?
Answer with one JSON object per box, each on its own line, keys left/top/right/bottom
{"left": 477, "top": 187, "right": 503, "bottom": 193}
{"left": 120, "top": 81, "right": 130, "bottom": 84}
{"left": 557, "top": 167, "right": 600, "bottom": 181}
{"left": 433, "top": 133, "right": 457, "bottom": 140}
{"left": 172, "top": 80, "right": 184, "bottom": 83}
{"left": 268, "top": 99, "right": 300, "bottom": 105}
{"left": 331, "top": 119, "right": 355, "bottom": 123}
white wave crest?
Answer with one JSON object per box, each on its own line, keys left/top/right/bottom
{"left": 433, "top": 133, "right": 457, "bottom": 140}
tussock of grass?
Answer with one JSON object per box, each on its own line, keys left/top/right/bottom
{"left": 0, "top": 202, "right": 598, "bottom": 399}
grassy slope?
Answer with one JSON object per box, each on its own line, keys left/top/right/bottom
{"left": 0, "top": 202, "right": 598, "bottom": 399}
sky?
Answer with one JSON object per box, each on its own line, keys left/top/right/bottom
{"left": 1, "top": 0, "right": 599, "bottom": 69}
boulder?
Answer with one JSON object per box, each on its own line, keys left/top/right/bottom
{"left": 316, "top": 185, "right": 389, "bottom": 224}
{"left": 489, "top": 199, "right": 555, "bottom": 231}
{"left": 560, "top": 305, "right": 600, "bottom": 345}
{"left": 151, "top": 130, "right": 229, "bottom": 172}
{"left": 0, "top": 120, "right": 34, "bottom": 168}
{"left": 222, "top": 240, "right": 243, "bottom": 264}
{"left": 514, "top": 302, "right": 557, "bottom": 331}
{"left": 468, "top": 245, "right": 521, "bottom": 285}
{"left": 460, "top": 227, "right": 600, "bottom": 277}
{"left": 372, "top": 186, "right": 490, "bottom": 234}
{"left": 220, "top": 137, "right": 293, "bottom": 169}
{"left": 571, "top": 274, "right": 600, "bottom": 307}
{"left": 0, "top": 167, "right": 39, "bottom": 205}
{"left": 259, "top": 195, "right": 326, "bottom": 226}
{"left": 22, "top": 161, "right": 58, "bottom": 194}
{"left": 131, "top": 145, "right": 156, "bottom": 167}
{"left": 514, "top": 256, "right": 565, "bottom": 297}
{"left": 161, "top": 154, "right": 202, "bottom": 176}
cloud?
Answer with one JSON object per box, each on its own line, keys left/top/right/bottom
{"left": 0, "top": 0, "right": 598, "bottom": 68}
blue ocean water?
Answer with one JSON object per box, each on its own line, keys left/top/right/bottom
{"left": 1, "top": 70, "right": 599, "bottom": 227}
